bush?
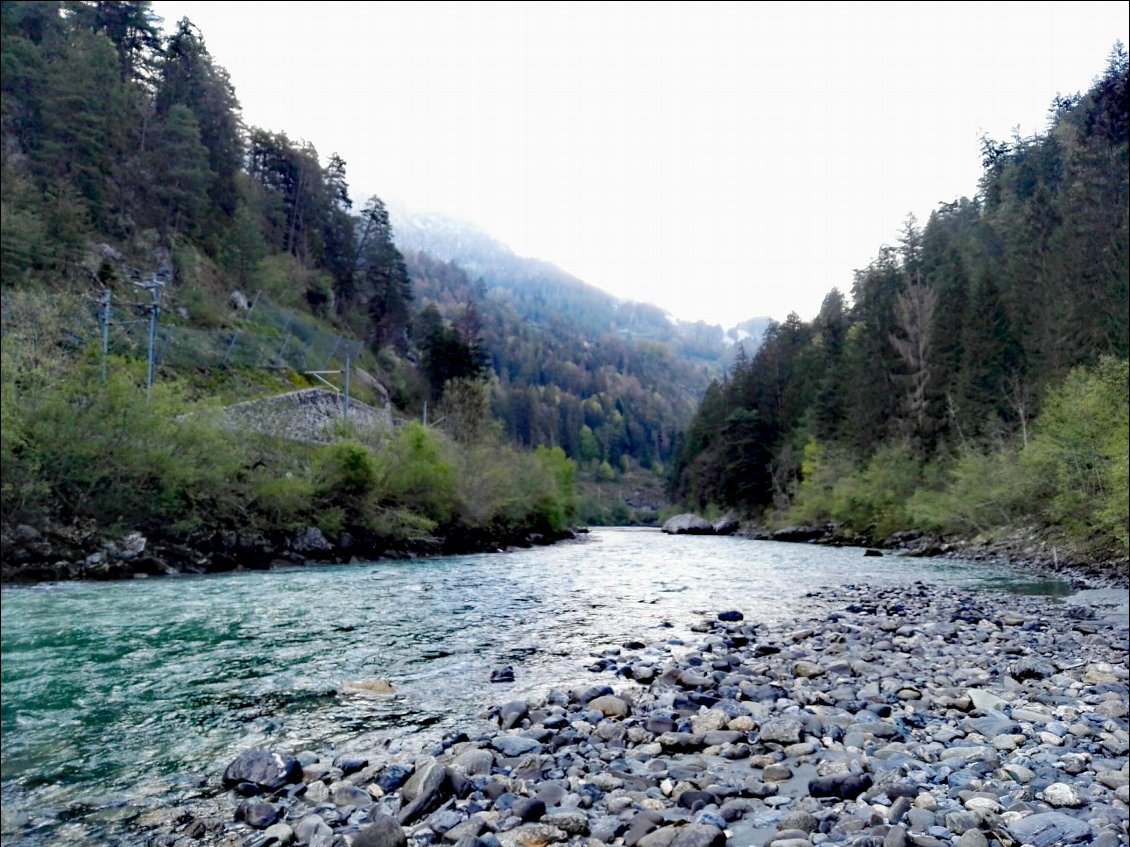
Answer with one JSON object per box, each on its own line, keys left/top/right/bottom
{"left": 1022, "top": 356, "right": 1129, "bottom": 553}
{"left": 379, "top": 423, "right": 456, "bottom": 524}
{"left": 787, "top": 440, "right": 921, "bottom": 539}
{"left": 908, "top": 446, "right": 1035, "bottom": 535}
{"left": 1, "top": 358, "right": 244, "bottom": 534}
{"left": 788, "top": 439, "right": 856, "bottom": 526}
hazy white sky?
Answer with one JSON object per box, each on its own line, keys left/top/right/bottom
{"left": 152, "top": 1, "right": 1127, "bottom": 326}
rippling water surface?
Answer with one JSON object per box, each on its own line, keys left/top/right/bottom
{"left": 0, "top": 529, "right": 1071, "bottom": 844}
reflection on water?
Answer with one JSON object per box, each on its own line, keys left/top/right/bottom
{"left": 0, "top": 529, "right": 1073, "bottom": 845}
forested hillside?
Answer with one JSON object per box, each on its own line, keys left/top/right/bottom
{"left": 0, "top": 2, "right": 582, "bottom": 560}
{"left": 670, "top": 46, "right": 1129, "bottom": 559}
{"left": 0, "top": 0, "right": 747, "bottom": 553}
{"left": 391, "top": 208, "right": 757, "bottom": 367}
{"left": 407, "top": 250, "right": 708, "bottom": 472}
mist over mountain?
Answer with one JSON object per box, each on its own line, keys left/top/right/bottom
{"left": 388, "top": 205, "right": 770, "bottom": 365}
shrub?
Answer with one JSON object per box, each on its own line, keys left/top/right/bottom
{"left": 908, "top": 446, "right": 1034, "bottom": 535}
{"left": 2, "top": 358, "right": 244, "bottom": 534}
{"left": 379, "top": 423, "right": 456, "bottom": 524}
{"left": 1022, "top": 357, "right": 1129, "bottom": 553}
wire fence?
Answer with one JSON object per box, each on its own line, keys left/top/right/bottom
{"left": 1, "top": 285, "right": 364, "bottom": 380}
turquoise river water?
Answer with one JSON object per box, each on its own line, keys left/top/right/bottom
{"left": 0, "top": 528, "right": 1073, "bottom": 845}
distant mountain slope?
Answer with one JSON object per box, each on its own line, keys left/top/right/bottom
{"left": 406, "top": 250, "right": 711, "bottom": 471}
{"left": 389, "top": 206, "right": 771, "bottom": 365}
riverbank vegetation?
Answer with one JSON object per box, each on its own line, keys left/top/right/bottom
{"left": 0, "top": 1, "right": 614, "bottom": 560}
{"left": 670, "top": 46, "right": 1129, "bottom": 561}
{"left": 0, "top": 353, "right": 576, "bottom": 558}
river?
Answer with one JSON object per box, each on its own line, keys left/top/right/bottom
{"left": 0, "top": 528, "right": 1075, "bottom": 845}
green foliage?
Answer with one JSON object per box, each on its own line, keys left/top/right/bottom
{"left": 788, "top": 439, "right": 855, "bottom": 527}
{"left": 1, "top": 357, "right": 244, "bottom": 533}
{"left": 380, "top": 423, "right": 456, "bottom": 524}
{"left": 789, "top": 442, "right": 922, "bottom": 539}
{"left": 1022, "top": 356, "right": 1129, "bottom": 552}
{"left": 533, "top": 446, "right": 577, "bottom": 530}
{"left": 252, "top": 473, "right": 316, "bottom": 530}
{"left": 907, "top": 446, "right": 1034, "bottom": 534}
{"left": 669, "top": 49, "right": 1127, "bottom": 567}
{"left": 408, "top": 251, "right": 707, "bottom": 471}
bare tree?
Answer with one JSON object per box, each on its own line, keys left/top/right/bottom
{"left": 890, "top": 272, "right": 938, "bottom": 445}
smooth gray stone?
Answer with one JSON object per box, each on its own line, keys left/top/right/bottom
{"left": 350, "top": 814, "right": 409, "bottom": 847}
{"left": 332, "top": 783, "right": 371, "bottom": 808}
{"left": 669, "top": 823, "right": 727, "bottom": 847}
{"left": 224, "top": 749, "right": 302, "bottom": 791}
{"left": 491, "top": 736, "right": 542, "bottom": 757}
{"left": 236, "top": 799, "right": 280, "bottom": 830}
{"left": 1006, "top": 811, "right": 1092, "bottom": 847}
{"left": 955, "top": 829, "right": 988, "bottom": 847}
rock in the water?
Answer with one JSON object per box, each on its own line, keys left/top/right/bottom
{"left": 712, "top": 512, "right": 741, "bottom": 535}
{"left": 491, "top": 666, "right": 516, "bottom": 683}
{"left": 223, "top": 750, "right": 302, "bottom": 792}
{"left": 350, "top": 813, "right": 408, "bottom": 847}
{"left": 662, "top": 514, "right": 715, "bottom": 535}
{"left": 771, "top": 525, "right": 828, "bottom": 542}
{"left": 343, "top": 678, "right": 395, "bottom": 696}
{"left": 292, "top": 526, "right": 332, "bottom": 556}
{"left": 717, "top": 610, "right": 744, "bottom": 622}
{"left": 1006, "top": 812, "right": 1091, "bottom": 847}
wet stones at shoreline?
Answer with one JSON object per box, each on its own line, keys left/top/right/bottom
{"left": 149, "top": 582, "right": 1127, "bottom": 847}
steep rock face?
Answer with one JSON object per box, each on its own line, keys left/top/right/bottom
{"left": 661, "top": 514, "right": 715, "bottom": 535}
{"left": 220, "top": 388, "right": 392, "bottom": 444}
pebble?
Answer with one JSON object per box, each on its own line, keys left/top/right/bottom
{"left": 136, "top": 583, "right": 1127, "bottom": 847}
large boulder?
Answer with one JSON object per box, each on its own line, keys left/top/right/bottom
{"left": 291, "top": 526, "right": 332, "bottom": 557}
{"left": 770, "top": 525, "right": 830, "bottom": 543}
{"left": 223, "top": 749, "right": 302, "bottom": 792}
{"left": 712, "top": 511, "right": 741, "bottom": 535}
{"left": 662, "top": 514, "right": 715, "bottom": 535}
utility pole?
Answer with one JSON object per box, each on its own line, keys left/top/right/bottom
{"left": 135, "top": 276, "right": 164, "bottom": 401}
{"left": 343, "top": 355, "right": 351, "bottom": 421}
{"left": 100, "top": 289, "right": 111, "bottom": 383}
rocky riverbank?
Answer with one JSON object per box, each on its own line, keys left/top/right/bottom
{"left": 0, "top": 521, "right": 578, "bottom": 583}
{"left": 736, "top": 524, "right": 1130, "bottom": 590}
{"left": 139, "top": 581, "right": 1128, "bottom": 847}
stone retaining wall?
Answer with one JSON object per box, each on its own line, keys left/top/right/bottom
{"left": 221, "top": 388, "right": 392, "bottom": 444}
